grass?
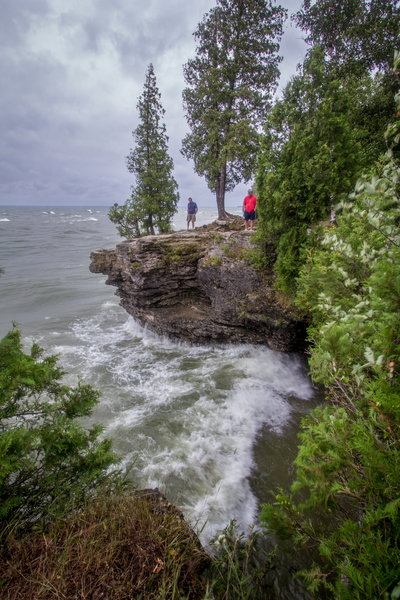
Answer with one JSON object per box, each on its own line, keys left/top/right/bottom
{"left": 0, "top": 490, "right": 210, "bottom": 600}
{"left": 0, "top": 493, "right": 280, "bottom": 600}
{"left": 205, "top": 520, "right": 277, "bottom": 600}
{"left": 162, "top": 244, "right": 201, "bottom": 266}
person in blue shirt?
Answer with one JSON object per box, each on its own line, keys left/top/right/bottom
{"left": 187, "top": 197, "right": 198, "bottom": 230}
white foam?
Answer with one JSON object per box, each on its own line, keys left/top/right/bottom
{"left": 0, "top": 218, "right": 10, "bottom": 222}
{"left": 53, "top": 311, "right": 314, "bottom": 543}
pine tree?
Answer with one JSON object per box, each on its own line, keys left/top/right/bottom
{"left": 255, "top": 48, "right": 391, "bottom": 294}
{"left": 293, "top": 0, "right": 400, "bottom": 75}
{"left": 181, "top": 0, "right": 286, "bottom": 220}
{"left": 0, "top": 326, "right": 121, "bottom": 535}
{"left": 109, "top": 64, "right": 179, "bottom": 237}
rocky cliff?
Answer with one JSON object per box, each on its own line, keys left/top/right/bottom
{"left": 90, "top": 221, "right": 307, "bottom": 351}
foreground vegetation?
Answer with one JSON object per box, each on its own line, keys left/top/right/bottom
{"left": 0, "top": 491, "right": 210, "bottom": 600}
{"left": 0, "top": 326, "right": 121, "bottom": 538}
{"left": 251, "top": 2, "right": 400, "bottom": 594}
{"left": 258, "top": 51, "right": 400, "bottom": 599}
{"left": 0, "top": 328, "right": 276, "bottom": 599}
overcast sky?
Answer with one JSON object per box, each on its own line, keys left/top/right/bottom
{"left": 1, "top": 0, "right": 307, "bottom": 208}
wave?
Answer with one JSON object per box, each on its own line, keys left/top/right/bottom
{"left": 51, "top": 310, "right": 314, "bottom": 542}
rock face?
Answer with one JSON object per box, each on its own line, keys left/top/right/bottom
{"left": 90, "top": 223, "right": 308, "bottom": 351}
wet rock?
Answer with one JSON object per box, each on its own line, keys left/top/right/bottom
{"left": 90, "top": 225, "right": 308, "bottom": 351}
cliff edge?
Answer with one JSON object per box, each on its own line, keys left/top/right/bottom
{"left": 90, "top": 222, "right": 307, "bottom": 351}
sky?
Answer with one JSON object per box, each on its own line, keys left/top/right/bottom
{"left": 0, "top": 0, "right": 307, "bottom": 208}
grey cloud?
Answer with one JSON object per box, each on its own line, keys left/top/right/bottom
{"left": 58, "top": 11, "right": 105, "bottom": 55}
{"left": 0, "top": 0, "right": 305, "bottom": 207}
{"left": 107, "top": 0, "right": 213, "bottom": 77}
{"left": 59, "top": 181, "right": 91, "bottom": 196}
{"left": 0, "top": 0, "right": 50, "bottom": 46}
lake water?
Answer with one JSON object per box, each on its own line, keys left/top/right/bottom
{"left": 0, "top": 206, "right": 325, "bottom": 599}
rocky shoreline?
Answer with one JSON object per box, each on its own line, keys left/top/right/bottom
{"left": 90, "top": 221, "right": 308, "bottom": 352}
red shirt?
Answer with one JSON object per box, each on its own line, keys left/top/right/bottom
{"left": 243, "top": 195, "right": 257, "bottom": 213}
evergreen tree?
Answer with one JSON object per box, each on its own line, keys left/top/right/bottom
{"left": 109, "top": 64, "right": 179, "bottom": 237}
{"left": 260, "top": 56, "right": 400, "bottom": 598}
{"left": 256, "top": 45, "right": 396, "bottom": 294}
{"left": 0, "top": 326, "right": 121, "bottom": 536}
{"left": 293, "top": 0, "right": 400, "bottom": 75}
{"left": 181, "top": 0, "right": 286, "bottom": 219}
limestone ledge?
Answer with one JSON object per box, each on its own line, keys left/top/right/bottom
{"left": 90, "top": 224, "right": 307, "bottom": 351}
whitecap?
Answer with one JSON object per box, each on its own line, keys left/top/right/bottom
{"left": 56, "top": 313, "right": 315, "bottom": 543}
{"left": 0, "top": 218, "right": 10, "bottom": 222}
{"left": 74, "top": 217, "right": 98, "bottom": 222}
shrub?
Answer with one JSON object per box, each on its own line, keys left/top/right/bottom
{"left": 0, "top": 490, "right": 210, "bottom": 600}
{"left": 0, "top": 326, "right": 121, "bottom": 537}
{"left": 260, "top": 55, "right": 400, "bottom": 599}
{"left": 206, "top": 520, "right": 276, "bottom": 600}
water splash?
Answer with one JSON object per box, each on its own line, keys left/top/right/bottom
{"left": 54, "top": 307, "right": 314, "bottom": 541}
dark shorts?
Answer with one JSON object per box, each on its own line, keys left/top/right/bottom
{"left": 244, "top": 210, "right": 255, "bottom": 221}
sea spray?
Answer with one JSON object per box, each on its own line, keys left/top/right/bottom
{"left": 58, "top": 306, "right": 314, "bottom": 541}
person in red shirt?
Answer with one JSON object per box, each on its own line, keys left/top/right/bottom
{"left": 243, "top": 189, "right": 257, "bottom": 230}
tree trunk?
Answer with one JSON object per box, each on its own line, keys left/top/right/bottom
{"left": 216, "top": 162, "right": 228, "bottom": 219}
{"left": 149, "top": 214, "right": 155, "bottom": 236}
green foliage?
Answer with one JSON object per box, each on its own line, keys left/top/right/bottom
{"left": 109, "top": 64, "right": 179, "bottom": 238}
{"left": 256, "top": 47, "right": 395, "bottom": 294}
{"left": 242, "top": 246, "right": 274, "bottom": 271}
{"left": 260, "top": 61, "right": 400, "bottom": 598}
{"left": 162, "top": 243, "right": 201, "bottom": 265}
{"left": 293, "top": 0, "right": 400, "bottom": 75}
{"left": 181, "top": 0, "right": 286, "bottom": 219}
{"left": 0, "top": 326, "right": 121, "bottom": 536}
{"left": 220, "top": 237, "right": 244, "bottom": 260}
{"left": 208, "top": 256, "right": 223, "bottom": 267}
{"left": 206, "top": 519, "right": 276, "bottom": 600}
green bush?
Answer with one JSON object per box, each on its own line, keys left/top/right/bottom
{"left": 206, "top": 520, "right": 276, "bottom": 600}
{"left": 260, "top": 54, "right": 400, "bottom": 599}
{"left": 0, "top": 326, "right": 121, "bottom": 537}
{"left": 256, "top": 47, "right": 396, "bottom": 294}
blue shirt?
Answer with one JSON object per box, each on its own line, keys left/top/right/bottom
{"left": 188, "top": 202, "right": 197, "bottom": 215}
